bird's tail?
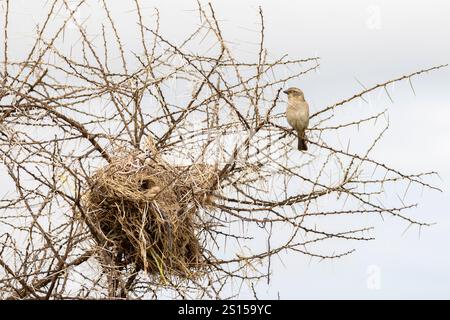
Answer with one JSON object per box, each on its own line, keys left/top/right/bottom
{"left": 297, "top": 133, "right": 307, "bottom": 151}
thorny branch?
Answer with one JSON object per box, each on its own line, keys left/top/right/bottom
{"left": 0, "top": 1, "right": 445, "bottom": 299}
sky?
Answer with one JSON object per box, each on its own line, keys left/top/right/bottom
{"left": 2, "top": 0, "right": 450, "bottom": 299}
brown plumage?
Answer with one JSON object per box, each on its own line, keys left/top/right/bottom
{"left": 284, "top": 87, "right": 309, "bottom": 151}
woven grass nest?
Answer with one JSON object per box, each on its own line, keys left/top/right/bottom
{"left": 83, "top": 150, "right": 219, "bottom": 280}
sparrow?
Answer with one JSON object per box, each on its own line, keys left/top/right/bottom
{"left": 283, "top": 87, "right": 309, "bottom": 151}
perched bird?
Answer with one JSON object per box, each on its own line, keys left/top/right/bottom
{"left": 283, "top": 87, "right": 310, "bottom": 151}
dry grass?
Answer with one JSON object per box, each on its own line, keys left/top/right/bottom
{"left": 0, "top": 0, "right": 444, "bottom": 299}
{"left": 84, "top": 148, "right": 218, "bottom": 280}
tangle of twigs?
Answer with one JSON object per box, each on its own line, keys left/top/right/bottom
{"left": 0, "top": 0, "right": 445, "bottom": 299}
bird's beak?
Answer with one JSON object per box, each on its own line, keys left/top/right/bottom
{"left": 283, "top": 90, "right": 288, "bottom": 94}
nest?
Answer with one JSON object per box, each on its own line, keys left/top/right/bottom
{"left": 83, "top": 150, "right": 218, "bottom": 280}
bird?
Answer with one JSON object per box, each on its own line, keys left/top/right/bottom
{"left": 283, "top": 87, "right": 310, "bottom": 151}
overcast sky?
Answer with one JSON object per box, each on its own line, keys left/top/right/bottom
{"left": 3, "top": 0, "right": 450, "bottom": 299}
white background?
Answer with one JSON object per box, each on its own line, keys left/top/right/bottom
{"left": 2, "top": 0, "right": 450, "bottom": 299}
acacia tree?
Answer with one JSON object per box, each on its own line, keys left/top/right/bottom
{"left": 0, "top": 0, "right": 445, "bottom": 299}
